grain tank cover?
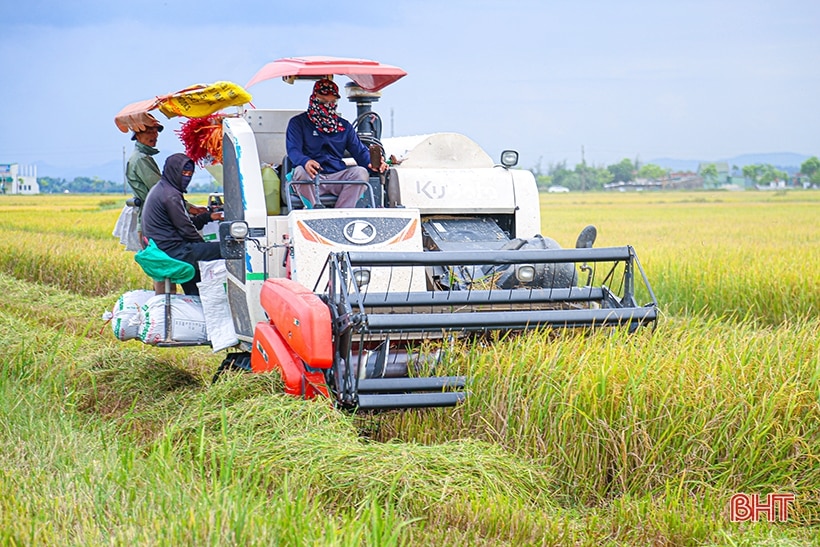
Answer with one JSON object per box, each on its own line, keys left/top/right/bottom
{"left": 382, "top": 133, "right": 493, "bottom": 169}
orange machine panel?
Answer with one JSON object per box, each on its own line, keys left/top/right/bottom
{"left": 259, "top": 278, "right": 333, "bottom": 369}
{"left": 251, "top": 322, "right": 328, "bottom": 399}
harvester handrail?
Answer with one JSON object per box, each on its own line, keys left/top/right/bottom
{"left": 345, "top": 246, "right": 635, "bottom": 266}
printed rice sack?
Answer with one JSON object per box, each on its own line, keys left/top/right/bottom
{"left": 197, "top": 259, "right": 238, "bottom": 352}
{"left": 111, "top": 289, "right": 155, "bottom": 341}
{"left": 139, "top": 294, "right": 208, "bottom": 345}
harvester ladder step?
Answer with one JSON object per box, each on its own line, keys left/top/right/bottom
{"left": 357, "top": 376, "right": 466, "bottom": 393}
{"left": 357, "top": 392, "right": 466, "bottom": 410}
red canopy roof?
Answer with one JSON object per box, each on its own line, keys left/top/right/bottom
{"left": 245, "top": 56, "right": 407, "bottom": 92}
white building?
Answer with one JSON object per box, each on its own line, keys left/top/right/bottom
{"left": 0, "top": 163, "right": 40, "bottom": 194}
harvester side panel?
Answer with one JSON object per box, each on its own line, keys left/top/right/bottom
{"left": 389, "top": 167, "right": 516, "bottom": 215}
{"left": 260, "top": 278, "right": 333, "bottom": 369}
{"left": 242, "top": 109, "right": 302, "bottom": 169}
{"left": 251, "top": 322, "right": 328, "bottom": 399}
{"left": 509, "top": 169, "right": 541, "bottom": 239}
{"left": 382, "top": 133, "right": 494, "bottom": 169}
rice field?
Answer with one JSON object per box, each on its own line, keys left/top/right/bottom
{"left": 0, "top": 190, "right": 818, "bottom": 545}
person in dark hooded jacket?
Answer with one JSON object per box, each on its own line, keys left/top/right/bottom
{"left": 142, "top": 153, "right": 223, "bottom": 295}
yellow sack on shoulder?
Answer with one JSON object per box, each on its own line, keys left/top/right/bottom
{"left": 158, "top": 81, "right": 252, "bottom": 119}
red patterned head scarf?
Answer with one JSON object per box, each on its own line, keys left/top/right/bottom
{"left": 306, "top": 78, "right": 344, "bottom": 134}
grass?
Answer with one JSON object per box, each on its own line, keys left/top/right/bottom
{"left": 538, "top": 190, "right": 820, "bottom": 323}
{"left": 0, "top": 191, "right": 818, "bottom": 545}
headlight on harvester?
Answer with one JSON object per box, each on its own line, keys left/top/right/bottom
{"left": 500, "top": 150, "right": 519, "bottom": 167}
{"left": 229, "top": 221, "right": 249, "bottom": 240}
{"left": 353, "top": 268, "right": 371, "bottom": 288}
{"left": 515, "top": 264, "right": 536, "bottom": 284}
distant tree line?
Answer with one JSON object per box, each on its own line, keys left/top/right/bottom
{"left": 36, "top": 177, "right": 222, "bottom": 194}
{"left": 38, "top": 176, "right": 126, "bottom": 194}
{"left": 35, "top": 156, "right": 820, "bottom": 194}
{"left": 530, "top": 157, "right": 671, "bottom": 191}
{"left": 800, "top": 156, "right": 820, "bottom": 185}
{"left": 531, "top": 155, "right": 820, "bottom": 191}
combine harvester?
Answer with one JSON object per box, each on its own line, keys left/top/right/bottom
{"left": 118, "top": 56, "right": 658, "bottom": 411}
{"left": 215, "top": 57, "right": 657, "bottom": 410}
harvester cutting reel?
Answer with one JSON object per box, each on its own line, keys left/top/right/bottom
{"left": 226, "top": 228, "right": 657, "bottom": 411}
{"left": 312, "top": 240, "right": 658, "bottom": 410}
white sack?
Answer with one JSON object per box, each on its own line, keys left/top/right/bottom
{"left": 197, "top": 279, "right": 239, "bottom": 352}
{"left": 201, "top": 220, "right": 221, "bottom": 242}
{"left": 139, "top": 294, "right": 208, "bottom": 345}
{"left": 113, "top": 205, "right": 141, "bottom": 252}
{"left": 110, "top": 289, "right": 155, "bottom": 341}
{"left": 197, "top": 259, "right": 238, "bottom": 352}
{"left": 199, "top": 259, "right": 227, "bottom": 282}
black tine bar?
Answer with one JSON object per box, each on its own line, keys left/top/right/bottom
{"left": 352, "top": 287, "right": 606, "bottom": 307}
{"left": 345, "top": 246, "right": 634, "bottom": 266}
{"left": 362, "top": 306, "right": 657, "bottom": 333}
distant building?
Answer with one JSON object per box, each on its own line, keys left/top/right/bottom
{"left": 604, "top": 179, "right": 663, "bottom": 192}
{"left": 697, "top": 162, "right": 746, "bottom": 189}
{"left": 662, "top": 172, "right": 703, "bottom": 190}
{"left": 0, "top": 163, "right": 40, "bottom": 194}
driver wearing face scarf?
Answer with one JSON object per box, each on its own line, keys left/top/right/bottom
{"left": 286, "top": 78, "right": 384, "bottom": 208}
{"left": 141, "top": 153, "right": 223, "bottom": 295}
{"left": 306, "top": 79, "right": 345, "bottom": 134}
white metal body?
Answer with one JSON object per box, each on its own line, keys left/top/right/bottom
{"left": 221, "top": 111, "right": 543, "bottom": 343}
{"left": 383, "top": 133, "right": 540, "bottom": 237}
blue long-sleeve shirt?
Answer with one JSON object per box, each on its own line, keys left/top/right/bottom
{"left": 286, "top": 112, "right": 370, "bottom": 173}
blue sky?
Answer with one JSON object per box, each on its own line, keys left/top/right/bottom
{"left": 1, "top": 0, "right": 818, "bottom": 176}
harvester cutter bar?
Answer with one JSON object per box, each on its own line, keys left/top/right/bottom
{"left": 321, "top": 244, "right": 657, "bottom": 410}
{"left": 357, "top": 376, "right": 467, "bottom": 392}
{"left": 337, "top": 245, "right": 657, "bottom": 333}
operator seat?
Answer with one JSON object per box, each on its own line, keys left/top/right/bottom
{"left": 279, "top": 156, "right": 375, "bottom": 212}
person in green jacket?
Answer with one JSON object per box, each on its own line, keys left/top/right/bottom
{"left": 125, "top": 115, "right": 166, "bottom": 293}
{"left": 125, "top": 115, "right": 164, "bottom": 233}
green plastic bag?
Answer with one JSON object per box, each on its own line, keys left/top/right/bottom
{"left": 134, "top": 239, "right": 195, "bottom": 283}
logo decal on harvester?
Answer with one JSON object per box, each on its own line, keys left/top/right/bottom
{"left": 301, "top": 217, "right": 415, "bottom": 246}
{"left": 343, "top": 220, "right": 377, "bottom": 244}
{"left": 417, "top": 180, "right": 446, "bottom": 199}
